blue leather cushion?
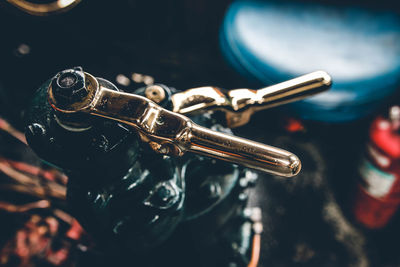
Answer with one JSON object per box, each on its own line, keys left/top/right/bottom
{"left": 220, "top": 1, "right": 400, "bottom": 122}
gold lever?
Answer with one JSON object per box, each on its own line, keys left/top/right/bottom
{"left": 48, "top": 72, "right": 301, "bottom": 177}
{"left": 171, "top": 71, "right": 331, "bottom": 128}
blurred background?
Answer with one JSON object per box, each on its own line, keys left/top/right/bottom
{"left": 0, "top": 0, "right": 399, "bottom": 266}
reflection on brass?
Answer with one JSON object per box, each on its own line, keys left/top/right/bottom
{"left": 48, "top": 73, "right": 301, "bottom": 177}
{"left": 172, "top": 71, "right": 332, "bottom": 128}
{"left": 145, "top": 85, "right": 166, "bottom": 104}
{"left": 6, "top": 0, "right": 81, "bottom": 16}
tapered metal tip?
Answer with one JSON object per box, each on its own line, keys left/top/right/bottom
{"left": 315, "top": 70, "right": 332, "bottom": 87}
{"left": 288, "top": 154, "right": 301, "bottom": 177}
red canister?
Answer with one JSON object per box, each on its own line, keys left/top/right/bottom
{"left": 353, "top": 106, "right": 400, "bottom": 229}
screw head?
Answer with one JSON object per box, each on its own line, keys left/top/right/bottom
{"left": 144, "top": 181, "right": 180, "bottom": 209}
{"left": 51, "top": 67, "right": 88, "bottom": 105}
{"left": 58, "top": 72, "right": 78, "bottom": 87}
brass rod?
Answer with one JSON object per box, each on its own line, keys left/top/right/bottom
{"left": 189, "top": 125, "right": 300, "bottom": 177}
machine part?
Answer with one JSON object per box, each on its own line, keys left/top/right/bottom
{"left": 172, "top": 71, "right": 331, "bottom": 128}
{"left": 145, "top": 84, "right": 166, "bottom": 104}
{"left": 5, "top": 0, "right": 81, "bottom": 16}
{"left": 47, "top": 69, "right": 302, "bottom": 177}
{"left": 24, "top": 67, "right": 333, "bottom": 265}
{"left": 51, "top": 67, "right": 88, "bottom": 106}
{"left": 24, "top": 69, "right": 262, "bottom": 265}
{"left": 352, "top": 105, "right": 400, "bottom": 229}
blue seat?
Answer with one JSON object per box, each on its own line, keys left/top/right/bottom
{"left": 220, "top": 1, "right": 400, "bottom": 122}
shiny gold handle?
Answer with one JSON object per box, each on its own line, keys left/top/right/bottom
{"left": 189, "top": 125, "right": 300, "bottom": 177}
{"left": 90, "top": 89, "right": 300, "bottom": 177}
{"left": 171, "top": 71, "right": 331, "bottom": 128}
{"left": 48, "top": 72, "right": 301, "bottom": 177}
{"left": 232, "top": 71, "right": 331, "bottom": 110}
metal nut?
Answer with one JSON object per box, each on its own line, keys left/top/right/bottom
{"left": 145, "top": 85, "right": 166, "bottom": 104}
{"left": 51, "top": 67, "right": 88, "bottom": 105}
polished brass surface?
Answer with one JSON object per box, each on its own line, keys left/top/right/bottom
{"left": 145, "top": 85, "right": 166, "bottom": 104}
{"left": 172, "top": 71, "right": 331, "bottom": 128}
{"left": 6, "top": 0, "right": 81, "bottom": 16}
{"left": 48, "top": 73, "right": 301, "bottom": 177}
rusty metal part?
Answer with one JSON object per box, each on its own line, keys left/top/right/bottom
{"left": 5, "top": 0, "right": 81, "bottom": 16}
{"left": 171, "top": 71, "right": 332, "bottom": 128}
{"left": 48, "top": 72, "right": 301, "bottom": 177}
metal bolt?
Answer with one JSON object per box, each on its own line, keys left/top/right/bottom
{"left": 51, "top": 67, "right": 88, "bottom": 105}
{"left": 145, "top": 85, "right": 166, "bottom": 104}
{"left": 156, "top": 185, "right": 175, "bottom": 203}
{"left": 144, "top": 181, "right": 179, "bottom": 209}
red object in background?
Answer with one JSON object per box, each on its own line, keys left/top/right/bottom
{"left": 353, "top": 106, "right": 400, "bottom": 229}
{"left": 284, "top": 118, "right": 305, "bottom": 133}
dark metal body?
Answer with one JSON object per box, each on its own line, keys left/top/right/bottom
{"left": 25, "top": 75, "right": 256, "bottom": 266}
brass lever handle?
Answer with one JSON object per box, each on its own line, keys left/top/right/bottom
{"left": 48, "top": 72, "right": 301, "bottom": 177}
{"left": 171, "top": 71, "right": 331, "bottom": 128}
